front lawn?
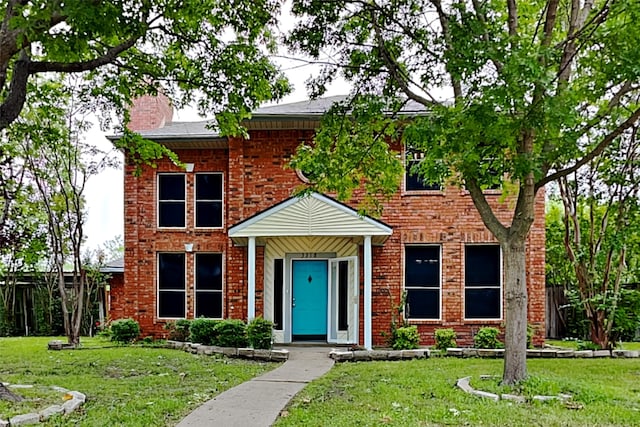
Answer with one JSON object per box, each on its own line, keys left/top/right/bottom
{"left": 275, "top": 358, "right": 640, "bottom": 426}
{"left": 0, "top": 337, "right": 277, "bottom": 426}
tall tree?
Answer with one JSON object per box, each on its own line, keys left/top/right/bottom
{"left": 17, "top": 78, "right": 110, "bottom": 347}
{"left": 0, "top": 0, "right": 289, "bottom": 132}
{"left": 554, "top": 126, "right": 640, "bottom": 349}
{"left": 287, "top": 0, "right": 640, "bottom": 384}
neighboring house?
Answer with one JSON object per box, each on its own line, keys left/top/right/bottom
{"left": 108, "top": 95, "right": 545, "bottom": 348}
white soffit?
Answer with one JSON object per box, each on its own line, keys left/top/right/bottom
{"left": 228, "top": 193, "right": 392, "bottom": 245}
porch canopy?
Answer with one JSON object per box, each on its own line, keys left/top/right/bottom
{"left": 228, "top": 193, "right": 392, "bottom": 349}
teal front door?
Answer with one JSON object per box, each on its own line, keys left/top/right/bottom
{"left": 292, "top": 260, "right": 328, "bottom": 340}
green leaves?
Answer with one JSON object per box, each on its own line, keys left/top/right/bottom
{"left": 289, "top": 95, "right": 403, "bottom": 214}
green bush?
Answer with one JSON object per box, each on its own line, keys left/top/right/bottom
{"left": 474, "top": 327, "right": 503, "bottom": 349}
{"left": 527, "top": 324, "right": 535, "bottom": 349}
{"left": 577, "top": 340, "right": 601, "bottom": 351}
{"left": 392, "top": 325, "right": 420, "bottom": 350}
{"left": 110, "top": 318, "right": 140, "bottom": 344}
{"left": 434, "top": 328, "right": 457, "bottom": 350}
{"left": 214, "top": 319, "right": 248, "bottom": 348}
{"left": 247, "top": 317, "right": 274, "bottom": 349}
{"left": 165, "top": 319, "right": 192, "bottom": 342}
{"left": 189, "top": 318, "right": 220, "bottom": 345}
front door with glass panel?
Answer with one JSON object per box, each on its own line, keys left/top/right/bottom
{"left": 292, "top": 260, "right": 328, "bottom": 340}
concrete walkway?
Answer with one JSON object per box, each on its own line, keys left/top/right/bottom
{"left": 176, "top": 347, "right": 334, "bottom": 427}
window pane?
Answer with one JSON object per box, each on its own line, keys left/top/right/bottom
{"left": 465, "top": 245, "right": 500, "bottom": 286}
{"left": 159, "top": 202, "right": 185, "bottom": 227}
{"left": 273, "top": 259, "right": 284, "bottom": 330}
{"left": 338, "top": 260, "right": 348, "bottom": 331}
{"left": 406, "top": 162, "right": 441, "bottom": 191}
{"left": 465, "top": 288, "right": 500, "bottom": 319}
{"left": 406, "top": 288, "right": 439, "bottom": 319}
{"left": 196, "top": 253, "right": 222, "bottom": 290}
{"left": 196, "top": 174, "right": 222, "bottom": 200}
{"left": 158, "top": 253, "right": 185, "bottom": 290}
{"left": 195, "top": 292, "right": 222, "bottom": 318}
{"left": 195, "top": 201, "right": 222, "bottom": 227}
{"left": 159, "top": 175, "right": 185, "bottom": 200}
{"left": 159, "top": 291, "right": 185, "bottom": 318}
{"left": 405, "top": 246, "right": 439, "bottom": 287}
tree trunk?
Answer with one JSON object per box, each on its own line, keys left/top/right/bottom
{"left": 502, "top": 238, "right": 528, "bottom": 385}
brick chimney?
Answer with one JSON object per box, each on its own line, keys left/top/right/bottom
{"left": 127, "top": 92, "right": 173, "bottom": 132}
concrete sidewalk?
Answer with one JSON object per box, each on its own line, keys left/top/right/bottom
{"left": 176, "top": 347, "right": 334, "bottom": 427}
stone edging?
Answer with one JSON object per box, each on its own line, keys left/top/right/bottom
{"left": 165, "top": 341, "right": 290, "bottom": 361}
{"left": 456, "top": 376, "right": 572, "bottom": 403}
{"left": 329, "top": 347, "right": 640, "bottom": 362}
{"left": 0, "top": 384, "right": 86, "bottom": 427}
{"left": 329, "top": 348, "right": 430, "bottom": 362}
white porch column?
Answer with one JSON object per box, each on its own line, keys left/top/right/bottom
{"left": 364, "top": 235, "right": 372, "bottom": 350}
{"left": 248, "top": 236, "right": 256, "bottom": 320}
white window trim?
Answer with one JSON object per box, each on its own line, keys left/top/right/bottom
{"left": 404, "top": 244, "right": 442, "bottom": 321}
{"left": 194, "top": 252, "right": 224, "bottom": 319}
{"left": 194, "top": 172, "right": 224, "bottom": 229}
{"left": 156, "top": 252, "right": 187, "bottom": 320}
{"left": 157, "top": 173, "right": 187, "bottom": 229}
{"left": 462, "top": 244, "right": 503, "bottom": 321}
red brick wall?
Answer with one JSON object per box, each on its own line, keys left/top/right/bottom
{"left": 117, "top": 127, "right": 546, "bottom": 346}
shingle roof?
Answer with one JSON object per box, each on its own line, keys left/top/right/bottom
{"left": 118, "top": 95, "right": 427, "bottom": 141}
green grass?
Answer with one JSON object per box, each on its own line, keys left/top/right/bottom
{"left": 0, "top": 337, "right": 278, "bottom": 426}
{"left": 546, "top": 339, "right": 640, "bottom": 351}
{"left": 275, "top": 358, "right": 640, "bottom": 427}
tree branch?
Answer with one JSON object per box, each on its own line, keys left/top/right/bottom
{"left": 27, "top": 36, "right": 140, "bottom": 73}
{"left": 537, "top": 106, "right": 640, "bottom": 189}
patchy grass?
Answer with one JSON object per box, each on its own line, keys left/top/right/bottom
{"left": 0, "top": 337, "right": 277, "bottom": 426}
{"left": 275, "top": 358, "right": 640, "bottom": 427}
{"left": 546, "top": 339, "right": 640, "bottom": 351}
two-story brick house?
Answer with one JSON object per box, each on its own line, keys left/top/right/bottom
{"left": 108, "top": 94, "right": 545, "bottom": 348}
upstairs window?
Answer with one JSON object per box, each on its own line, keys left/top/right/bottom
{"left": 465, "top": 245, "right": 501, "bottom": 319}
{"left": 195, "top": 173, "right": 223, "bottom": 228}
{"left": 158, "top": 174, "right": 185, "bottom": 228}
{"left": 405, "top": 146, "right": 442, "bottom": 191}
{"left": 405, "top": 246, "right": 441, "bottom": 319}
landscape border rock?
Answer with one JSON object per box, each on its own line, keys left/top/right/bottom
{"left": 165, "top": 341, "right": 289, "bottom": 362}
{"left": 456, "top": 376, "right": 573, "bottom": 404}
{"left": 0, "top": 384, "right": 85, "bottom": 427}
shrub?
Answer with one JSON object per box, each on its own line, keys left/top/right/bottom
{"left": 527, "top": 324, "right": 535, "bottom": 349}
{"left": 214, "top": 319, "right": 248, "bottom": 347}
{"left": 247, "top": 317, "right": 274, "bottom": 349}
{"left": 577, "top": 340, "right": 601, "bottom": 351}
{"left": 392, "top": 325, "right": 420, "bottom": 350}
{"left": 474, "top": 327, "right": 503, "bottom": 349}
{"left": 434, "top": 328, "right": 457, "bottom": 350}
{"left": 165, "top": 319, "right": 192, "bottom": 342}
{"left": 110, "top": 318, "right": 140, "bottom": 344}
{"left": 189, "top": 318, "right": 220, "bottom": 345}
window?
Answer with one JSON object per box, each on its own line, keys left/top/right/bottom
{"left": 195, "top": 173, "right": 223, "bottom": 228}
{"left": 158, "top": 253, "right": 186, "bottom": 318}
{"left": 273, "top": 259, "right": 284, "bottom": 330}
{"left": 405, "top": 246, "right": 440, "bottom": 319}
{"left": 405, "top": 145, "right": 441, "bottom": 191}
{"left": 195, "top": 253, "right": 223, "bottom": 318}
{"left": 465, "top": 245, "right": 501, "bottom": 319}
{"left": 158, "top": 174, "right": 185, "bottom": 227}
